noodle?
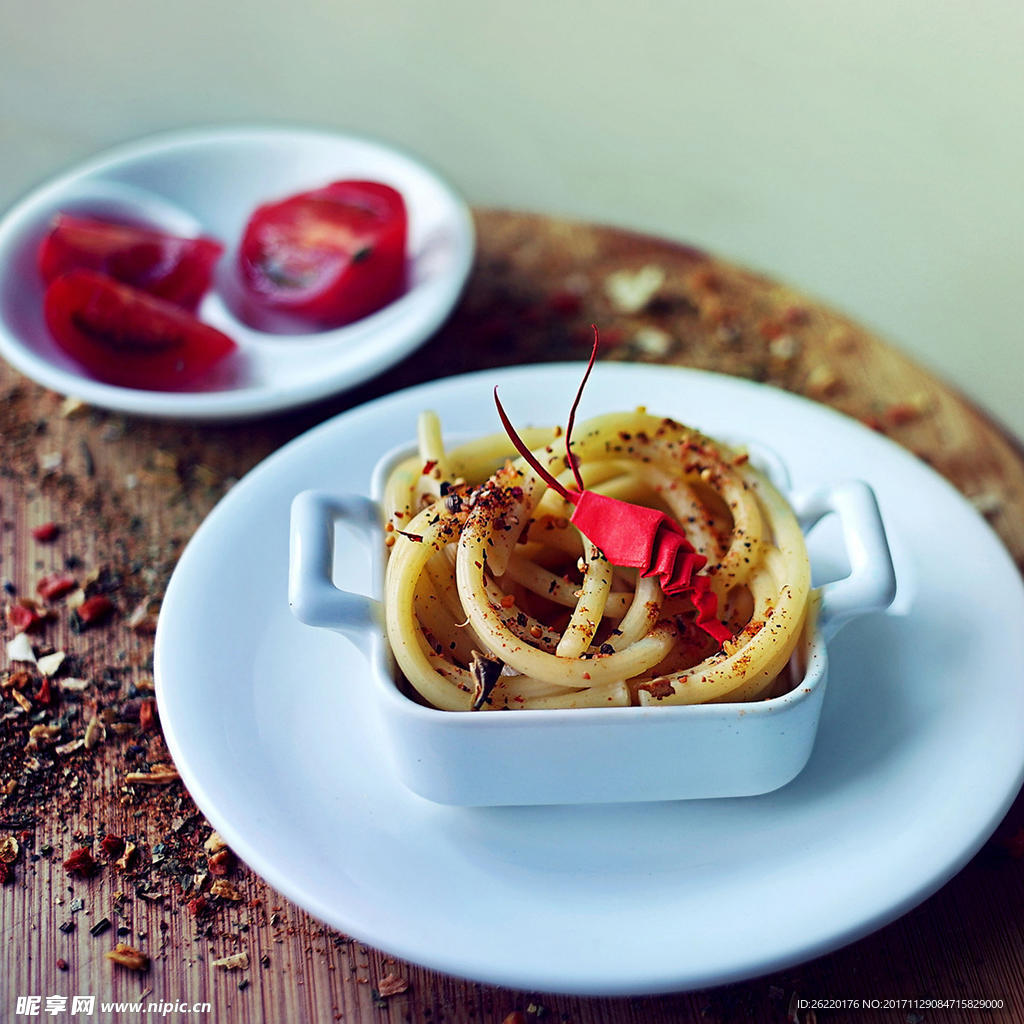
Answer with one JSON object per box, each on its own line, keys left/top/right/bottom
{"left": 383, "top": 410, "right": 812, "bottom": 711}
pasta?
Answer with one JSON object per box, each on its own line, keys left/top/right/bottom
{"left": 382, "top": 408, "right": 813, "bottom": 712}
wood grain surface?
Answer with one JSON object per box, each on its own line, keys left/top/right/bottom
{"left": 2, "top": 209, "right": 1023, "bottom": 1024}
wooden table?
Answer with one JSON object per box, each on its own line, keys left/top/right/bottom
{"left": 2, "top": 210, "right": 1023, "bottom": 1023}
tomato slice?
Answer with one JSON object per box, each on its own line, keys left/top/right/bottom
{"left": 38, "top": 213, "right": 223, "bottom": 310}
{"left": 238, "top": 180, "right": 407, "bottom": 327}
{"left": 43, "top": 270, "right": 237, "bottom": 390}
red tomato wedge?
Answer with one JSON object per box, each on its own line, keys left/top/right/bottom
{"left": 43, "top": 271, "right": 236, "bottom": 391}
{"left": 38, "top": 213, "right": 223, "bottom": 310}
{"left": 237, "top": 180, "right": 407, "bottom": 327}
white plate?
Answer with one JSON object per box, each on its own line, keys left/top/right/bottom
{"left": 0, "top": 126, "right": 474, "bottom": 420}
{"left": 155, "top": 363, "right": 1024, "bottom": 995}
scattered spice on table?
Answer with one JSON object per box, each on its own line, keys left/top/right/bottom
{"left": 105, "top": 942, "right": 149, "bottom": 971}
{"left": 212, "top": 951, "right": 250, "bottom": 971}
{"left": 124, "top": 764, "right": 180, "bottom": 786}
{"left": 375, "top": 972, "right": 410, "bottom": 998}
{"left": 31, "top": 522, "right": 60, "bottom": 543}
{"left": 99, "top": 834, "right": 125, "bottom": 859}
{"left": 63, "top": 847, "right": 99, "bottom": 878}
{"left": 72, "top": 594, "right": 115, "bottom": 630}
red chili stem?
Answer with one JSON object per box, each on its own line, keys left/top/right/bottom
{"left": 563, "top": 326, "right": 600, "bottom": 492}
{"left": 493, "top": 387, "right": 574, "bottom": 501}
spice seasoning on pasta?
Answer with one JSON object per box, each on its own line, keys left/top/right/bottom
{"left": 381, "top": 398, "right": 813, "bottom": 711}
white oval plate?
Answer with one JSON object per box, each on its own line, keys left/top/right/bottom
{"left": 0, "top": 126, "right": 474, "bottom": 420}
{"left": 155, "top": 363, "right": 1024, "bottom": 995}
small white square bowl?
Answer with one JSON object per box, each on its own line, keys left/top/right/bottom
{"left": 289, "top": 442, "right": 895, "bottom": 806}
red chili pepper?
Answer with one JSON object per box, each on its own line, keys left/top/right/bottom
{"left": 34, "top": 677, "right": 52, "bottom": 707}
{"left": 6, "top": 604, "right": 42, "bottom": 633}
{"left": 494, "top": 329, "right": 732, "bottom": 644}
{"left": 31, "top": 522, "right": 60, "bottom": 542}
{"left": 36, "top": 573, "right": 77, "bottom": 602}
{"left": 76, "top": 595, "right": 114, "bottom": 627}
{"left": 63, "top": 847, "right": 99, "bottom": 877}
{"left": 99, "top": 835, "right": 125, "bottom": 860}
{"left": 186, "top": 896, "right": 209, "bottom": 917}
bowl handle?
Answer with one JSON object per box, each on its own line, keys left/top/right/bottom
{"left": 289, "top": 490, "right": 384, "bottom": 642}
{"left": 790, "top": 481, "right": 896, "bottom": 640}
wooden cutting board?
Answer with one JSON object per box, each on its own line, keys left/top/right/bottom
{"left": 1, "top": 209, "right": 1022, "bottom": 1024}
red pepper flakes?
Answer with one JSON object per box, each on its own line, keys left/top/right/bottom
{"left": 6, "top": 604, "right": 42, "bottom": 634}
{"left": 56, "top": 959, "right": 69, "bottom": 972}
{"left": 76, "top": 595, "right": 114, "bottom": 628}
{"left": 421, "top": 460, "right": 437, "bottom": 476}
{"left": 139, "top": 698, "right": 157, "bottom": 732}
{"left": 0, "top": 861, "right": 12, "bottom": 885}
{"left": 207, "top": 848, "right": 236, "bottom": 877}
{"left": 31, "top": 522, "right": 60, "bottom": 543}
{"left": 186, "top": 896, "right": 209, "bottom": 918}
{"left": 63, "top": 846, "right": 99, "bottom": 878}
{"left": 99, "top": 835, "right": 126, "bottom": 860}
{"left": 34, "top": 677, "right": 52, "bottom": 707}
{"left": 36, "top": 573, "right": 77, "bottom": 602}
